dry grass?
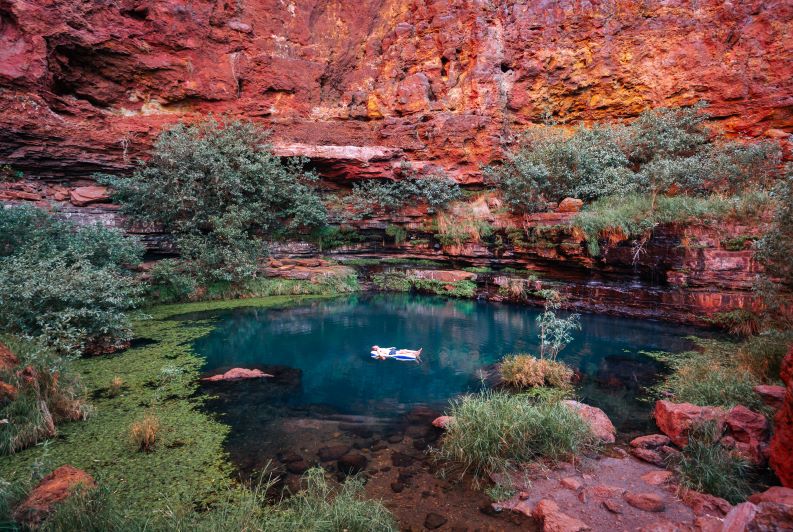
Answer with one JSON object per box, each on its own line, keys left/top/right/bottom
{"left": 499, "top": 354, "right": 574, "bottom": 390}
{"left": 130, "top": 414, "right": 160, "bottom": 452}
{"left": 109, "top": 376, "right": 123, "bottom": 397}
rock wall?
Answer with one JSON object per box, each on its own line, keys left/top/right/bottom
{"left": 1, "top": 0, "right": 791, "bottom": 181}
{"left": 770, "top": 346, "right": 793, "bottom": 488}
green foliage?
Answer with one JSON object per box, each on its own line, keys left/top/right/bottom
{"left": 100, "top": 118, "right": 326, "bottom": 282}
{"left": 652, "top": 332, "right": 793, "bottom": 410}
{"left": 434, "top": 390, "right": 597, "bottom": 480}
{"left": 146, "top": 259, "right": 198, "bottom": 304}
{"left": 572, "top": 193, "right": 768, "bottom": 256}
{"left": 536, "top": 293, "right": 580, "bottom": 361}
{"left": 672, "top": 422, "right": 753, "bottom": 504}
{"left": 702, "top": 309, "right": 760, "bottom": 337}
{"left": 14, "top": 467, "right": 397, "bottom": 532}
{"left": 0, "top": 206, "right": 143, "bottom": 355}
{"left": 347, "top": 167, "right": 461, "bottom": 217}
{"left": 487, "top": 103, "right": 783, "bottom": 213}
{"left": 0, "top": 337, "right": 89, "bottom": 456}
{"left": 499, "top": 355, "right": 574, "bottom": 390}
{"left": 310, "top": 225, "right": 364, "bottom": 252}
{"left": 385, "top": 224, "right": 407, "bottom": 244}
{"left": 371, "top": 271, "right": 476, "bottom": 298}
{"left": 756, "top": 165, "right": 793, "bottom": 288}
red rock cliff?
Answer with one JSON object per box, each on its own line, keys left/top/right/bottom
{"left": 1, "top": 0, "right": 791, "bottom": 180}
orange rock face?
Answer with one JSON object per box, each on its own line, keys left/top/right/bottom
{"left": 0, "top": 0, "right": 791, "bottom": 180}
{"left": 770, "top": 346, "right": 793, "bottom": 488}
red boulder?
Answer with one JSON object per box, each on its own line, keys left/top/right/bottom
{"left": 202, "top": 368, "right": 273, "bottom": 382}
{"left": 653, "top": 400, "right": 725, "bottom": 448}
{"left": 13, "top": 465, "right": 96, "bottom": 527}
{"left": 0, "top": 341, "right": 19, "bottom": 372}
{"left": 723, "top": 404, "right": 769, "bottom": 464}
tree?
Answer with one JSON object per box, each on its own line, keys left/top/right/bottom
{"left": 100, "top": 118, "right": 327, "bottom": 282}
{"left": 535, "top": 290, "right": 581, "bottom": 361}
{"left": 0, "top": 206, "right": 143, "bottom": 355}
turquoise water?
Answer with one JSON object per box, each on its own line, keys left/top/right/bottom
{"left": 193, "top": 293, "right": 700, "bottom": 431}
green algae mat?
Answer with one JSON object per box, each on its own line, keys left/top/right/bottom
{"left": 0, "top": 296, "right": 325, "bottom": 518}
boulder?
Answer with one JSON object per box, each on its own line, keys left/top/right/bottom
{"left": 748, "top": 486, "right": 793, "bottom": 506}
{"left": 630, "top": 434, "right": 672, "bottom": 449}
{"left": 653, "top": 400, "right": 725, "bottom": 447}
{"left": 69, "top": 186, "right": 110, "bottom": 207}
{"left": 431, "top": 415, "right": 454, "bottom": 429}
{"left": 623, "top": 492, "right": 666, "bottom": 513}
{"left": 337, "top": 453, "right": 367, "bottom": 475}
{"left": 562, "top": 400, "right": 616, "bottom": 443}
{"left": 557, "top": 198, "right": 584, "bottom": 213}
{"left": 723, "top": 405, "right": 769, "bottom": 464}
{"left": 317, "top": 444, "right": 351, "bottom": 462}
{"left": 13, "top": 465, "right": 96, "bottom": 527}
{"left": 722, "top": 500, "right": 793, "bottom": 531}
{"left": 678, "top": 488, "right": 731, "bottom": 517}
{"left": 754, "top": 384, "right": 786, "bottom": 410}
{"left": 202, "top": 368, "right": 273, "bottom": 382}
{"left": 533, "top": 499, "right": 591, "bottom": 532}
{"left": 630, "top": 447, "right": 666, "bottom": 467}
{"left": 423, "top": 512, "right": 448, "bottom": 530}
{"left": 770, "top": 346, "right": 793, "bottom": 488}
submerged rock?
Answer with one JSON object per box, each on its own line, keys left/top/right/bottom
{"left": 317, "top": 444, "right": 351, "bottom": 462}
{"left": 13, "top": 465, "right": 95, "bottom": 527}
{"left": 562, "top": 400, "right": 616, "bottom": 444}
{"left": 202, "top": 368, "right": 273, "bottom": 382}
{"left": 337, "top": 453, "right": 367, "bottom": 475}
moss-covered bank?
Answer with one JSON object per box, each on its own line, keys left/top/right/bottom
{"left": 0, "top": 295, "right": 327, "bottom": 520}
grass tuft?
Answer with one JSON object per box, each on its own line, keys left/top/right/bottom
{"left": 499, "top": 355, "right": 573, "bottom": 390}
{"left": 434, "top": 390, "right": 597, "bottom": 481}
{"left": 672, "top": 421, "right": 753, "bottom": 504}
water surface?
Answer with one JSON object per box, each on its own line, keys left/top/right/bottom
{"left": 194, "top": 293, "right": 700, "bottom": 431}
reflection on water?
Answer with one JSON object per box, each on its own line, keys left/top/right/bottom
{"left": 193, "top": 293, "right": 701, "bottom": 431}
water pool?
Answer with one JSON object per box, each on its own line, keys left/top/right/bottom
{"left": 193, "top": 293, "right": 700, "bottom": 433}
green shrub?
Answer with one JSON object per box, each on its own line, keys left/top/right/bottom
{"left": 702, "top": 309, "right": 760, "bottom": 337}
{"left": 435, "top": 391, "right": 597, "bottom": 480}
{"left": 756, "top": 165, "right": 793, "bottom": 288}
{"left": 650, "top": 334, "right": 792, "bottom": 410}
{"left": 571, "top": 193, "right": 767, "bottom": 256}
{"left": 372, "top": 271, "right": 476, "bottom": 298}
{"left": 385, "top": 224, "right": 407, "bottom": 244}
{"left": 347, "top": 166, "right": 460, "bottom": 217}
{"left": 100, "top": 118, "right": 326, "bottom": 282}
{"left": 487, "top": 103, "right": 783, "bottom": 213}
{"left": 0, "top": 337, "right": 88, "bottom": 455}
{"left": 500, "top": 355, "right": 574, "bottom": 390}
{"left": 146, "top": 259, "right": 198, "bottom": 303}
{"left": 0, "top": 206, "right": 143, "bottom": 355}
{"left": 536, "top": 292, "right": 580, "bottom": 361}
{"left": 310, "top": 225, "right": 364, "bottom": 252}
{"left": 672, "top": 421, "right": 753, "bottom": 504}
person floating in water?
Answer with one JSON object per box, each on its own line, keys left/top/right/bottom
{"left": 371, "top": 345, "right": 422, "bottom": 362}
